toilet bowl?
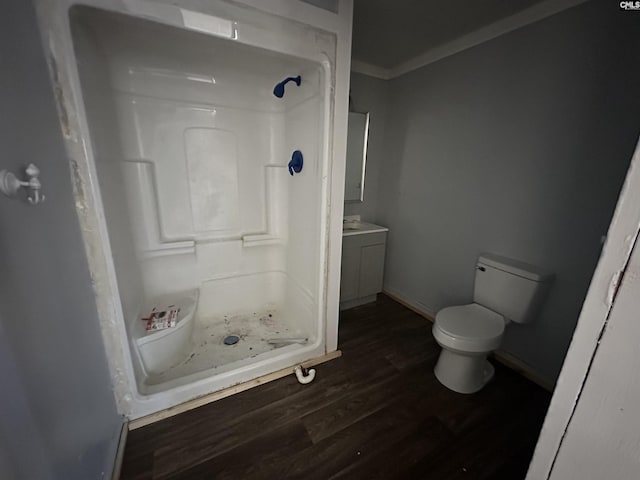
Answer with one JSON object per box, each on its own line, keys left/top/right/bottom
{"left": 432, "top": 254, "right": 553, "bottom": 394}
{"left": 433, "top": 303, "right": 504, "bottom": 393}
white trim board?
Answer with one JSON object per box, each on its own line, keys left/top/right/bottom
{"left": 351, "top": 0, "right": 589, "bottom": 80}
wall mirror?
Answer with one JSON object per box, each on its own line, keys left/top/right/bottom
{"left": 344, "top": 111, "right": 369, "bottom": 203}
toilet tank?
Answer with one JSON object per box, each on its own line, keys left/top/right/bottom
{"left": 473, "top": 254, "right": 553, "bottom": 324}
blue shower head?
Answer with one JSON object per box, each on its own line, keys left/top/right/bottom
{"left": 273, "top": 75, "right": 301, "bottom": 98}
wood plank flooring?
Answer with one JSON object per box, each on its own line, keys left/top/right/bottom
{"left": 120, "top": 294, "right": 550, "bottom": 479}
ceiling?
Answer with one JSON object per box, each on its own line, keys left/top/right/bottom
{"left": 352, "top": 0, "right": 555, "bottom": 71}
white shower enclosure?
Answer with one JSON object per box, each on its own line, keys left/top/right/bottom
{"left": 35, "top": 0, "right": 351, "bottom": 419}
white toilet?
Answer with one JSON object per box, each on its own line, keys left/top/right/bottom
{"left": 432, "top": 254, "right": 552, "bottom": 394}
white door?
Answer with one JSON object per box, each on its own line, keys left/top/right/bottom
{"left": 527, "top": 140, "right": 640, "bottom": 479}
{"left": 0, "top": 1, "right": 123, "bottom": 478}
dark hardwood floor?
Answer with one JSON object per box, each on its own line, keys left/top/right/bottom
{"left": 120, "top": 294, "right": 551, "bottom": 479}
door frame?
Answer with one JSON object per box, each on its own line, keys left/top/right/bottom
{"left": 526, "top": 138, "right": 640, "bottom": 478}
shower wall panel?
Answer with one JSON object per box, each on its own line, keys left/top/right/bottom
{"left": 54, "top": 1, "right": 345, "bottom": 419}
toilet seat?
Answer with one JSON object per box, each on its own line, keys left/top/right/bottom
{"left": 433, "top": 303, "right": 504, "bottom": 353}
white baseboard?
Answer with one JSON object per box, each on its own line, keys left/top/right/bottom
{"left": 339, "top": 294, "right": 377, "bottom": 310}
{"left": 383, "top": 288, "right": 435, "bottom": 320}
{"left": 111, "top": 421, "right": 128, "bottom": 480}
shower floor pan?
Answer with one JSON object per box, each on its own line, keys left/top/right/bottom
{"left": 141, "top": 307, "right": 307, "bottom": 391}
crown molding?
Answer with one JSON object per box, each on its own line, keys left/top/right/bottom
{"left": 352, "top": 0, "right": 589, "bottom": 80}
{"left": 350, "top": 59, "right": 392, "bottom": 80}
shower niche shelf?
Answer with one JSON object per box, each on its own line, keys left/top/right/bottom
{"left": 132, "top": 289, "right": 200, "bottom": 375}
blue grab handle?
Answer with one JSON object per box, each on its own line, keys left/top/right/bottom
{"left": 288, "top": 150, "right": 303, "bottom": 176}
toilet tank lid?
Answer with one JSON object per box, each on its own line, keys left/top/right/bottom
{"left": 478, "top": 253, "right": 553, "bottom": 282}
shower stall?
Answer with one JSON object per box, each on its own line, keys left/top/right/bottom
{"left": 35, "top": 0, "right": 349, "bottom": 419}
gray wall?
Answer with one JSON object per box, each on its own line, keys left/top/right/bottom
{"left": 344, "top": 72, "right": 389, "bottom": 221}
{"left": 0, "top": 1, "right": 122, "bottom": 478}
{"left": 354, "top": 1, "right": 640, "bottom": 384}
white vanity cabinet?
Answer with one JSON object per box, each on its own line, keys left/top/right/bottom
{"left": 340, "top": 225, "right": 388, "bottom": 309}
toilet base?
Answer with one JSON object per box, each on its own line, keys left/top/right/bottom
{"left": 434, "top": 348, "right": 495, "bottom": 394}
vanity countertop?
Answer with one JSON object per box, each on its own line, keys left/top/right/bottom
{"left": 342, "top": 219, "right": 389, "bottom": 237}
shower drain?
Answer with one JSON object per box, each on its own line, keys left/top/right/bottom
{"left": 223, "top": 335, "right": 240, "bottom": 345}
